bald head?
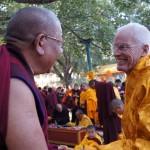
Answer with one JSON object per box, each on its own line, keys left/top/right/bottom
{"left": 115, "top": 23, "right": 150, "bottom": 50}
{"left": 5, "top": 6, "right": 60, "bottom": 43}
{"left": 114, "top": 23, "right": 150, "bottom": 74}
{"left": 110, "top": 99, "right": 124, "bottom": 114}
{"left": 56, "top": 104, "right": 63, "bottom": 112}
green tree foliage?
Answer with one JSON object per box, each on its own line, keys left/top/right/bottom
{"left": 0, "top": 0, "right": 150, "bottom": 86}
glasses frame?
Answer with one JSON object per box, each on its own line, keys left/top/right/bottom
{"left": 45, "top": 35, "right": 65, "bottom": 46}
{"left": 112, "top": 43, "right": 143, "bottom": 52}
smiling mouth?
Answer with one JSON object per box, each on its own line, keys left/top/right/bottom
{"left": 116, "top": 59, "right": 127, "bottom": 64}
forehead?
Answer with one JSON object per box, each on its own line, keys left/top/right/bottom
{"left": 114, "top": 29, "right": 137, "bottom": 45}
{"left": 87, "top": 128, "right": 95, "bottom": 132}
{"left": 53, "top": 22, "right": 62, "bottom": 37}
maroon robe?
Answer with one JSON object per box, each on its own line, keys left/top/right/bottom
{"left": 0, "top": 45, "right": 10, "bottom": 150}
{"left": 46, "top": 91, "right": 58, "bottom": 117}
{"left": 71, "top": 89, "right": 81, "bottom": 122}
{"left": 95, "top": 81, "right": 120, "bottom": 144}
{"left": 0, "top": 44, "right": 58, "bottom": 150}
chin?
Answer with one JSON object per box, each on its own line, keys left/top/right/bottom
{"left": 117, "top": 65, "right": 127, "bottom": 73}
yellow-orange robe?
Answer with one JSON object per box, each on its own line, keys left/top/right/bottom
{"left": 68, "top": 114, "right": 93, "bottom": 127}
{"left": 74, "top": 134, "right": 102, "bottom": 150}
{"left": 80, "top": 88, "right": 97, "bottom": 119}
{"left": 78, "top": 114, "right": 93, "bottom": 127}
{"left": 88, "top": 55, "right": 150, "bottom": 150}
{"left": 113, "top": 86, "right": 121, "bottom": 100}
{"left": 80, "top": 90, "right": 86, "bottom": 107}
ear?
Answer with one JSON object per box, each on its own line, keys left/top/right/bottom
{"left": 141, "top": 45, "right": 149, "bottom": 56}
{"left": 34, "top": 34, "right": 46, "bottom": 56}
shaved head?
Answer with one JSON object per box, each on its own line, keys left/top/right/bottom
{"left": 5, "top": 6, "right": 60, "bottom": 43}
{"left": 4, "top": 6, "right": 63, "bottom": 75}
{"left": 115, "top": 23, "right": 150, "bottom": 49}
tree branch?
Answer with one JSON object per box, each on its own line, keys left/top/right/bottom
{"left": 64, "top": 25, "right": 83, "bottom": 40}
{"left": 91, "top": 41, "right": 111, "bottom": 51}
{"left": 13, "top": 0, "right": 58, "bottom": 3}
{"left": 56, "top": 59, "right": 65, "bottom": 68}
{"left": 53, "top": 65, "right": 63, "bottom": 80}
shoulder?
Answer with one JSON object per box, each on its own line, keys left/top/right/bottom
{"left": 6, "top": 78, "right": 48, "bottom": 149}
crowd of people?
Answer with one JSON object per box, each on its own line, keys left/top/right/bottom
{"left": 39, "top": 79, "right": 125, "bottom": 146}
{"left": 0, "top": 5, "right": 150, "bottom": 150}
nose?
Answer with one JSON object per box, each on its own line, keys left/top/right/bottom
{"left": 113, "top": 49, "right": 122, "bottom": 57}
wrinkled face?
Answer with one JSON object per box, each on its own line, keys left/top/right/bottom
{"left": 113, "top": 29, "right": 143, "bottom": 74}
{"left": 86, "top": 128, "right": 96, "bottom": 139}
{"left": 43, "top": 21, "right": 63, "bottom": 73}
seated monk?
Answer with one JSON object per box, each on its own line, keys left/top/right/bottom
{"left": 52, "top": 104, "right": 70, "bottom": 126}
{"left": 70, "top": 109, "right": 93, "bottom": 127}
{"left": 74, "top": 125, "right": 102, "bottom": 150}
{"left": 110, "top": 99, "right": 124, "bottom": 140}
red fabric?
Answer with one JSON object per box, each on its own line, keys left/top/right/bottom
{"left": 46, "top": 91, "right": 58, "bottom": 117}
{"left": 0, "top": 44, "right": 58, "bottom": 150}
{"left": 95, "top": 81, "right": 119, "bottom": 144}
{"left": 0, "top": 45, "right": 10, "bottom": 141}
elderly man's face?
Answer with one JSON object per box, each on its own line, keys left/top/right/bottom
{"left": 113, "top": 29, "right": 143, "bottom": 74}
{"left": 43, "top": 22, "right": 63, "bottom": 73}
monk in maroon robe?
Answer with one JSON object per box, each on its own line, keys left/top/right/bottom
{"left": 89, "top": 80, "right": 121, "bottom": 144}
{"left": 46, "top": 87, "right": 58, "bottom": 119}
{"left": 0, "top": 6, "right": 64, "bottom": 150}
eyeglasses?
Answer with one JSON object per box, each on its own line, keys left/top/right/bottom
{"left": 112, "top": 43, "right": 143, "bottom": 52}
{"left": 45, "top": 35, "right": 65, "bottom": 46}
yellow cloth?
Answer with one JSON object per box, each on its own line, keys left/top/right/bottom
{"left": 84, "top": 145, "right": 98, "bottom": 150}
{"left": 68, "top": 121, "right": 75, "bottom": 126}
{"left": 113, "top": 86, "right": 121, "bottom": 99}
{"left": 74, "top": 134, "right": 102, "bottom": 150}
{"left": 78, "top": 114, "right": 93, "bottom": 127}
{"left": 80, "top": 90, "right": 85, "bottom": 109}
{"left": 90, "top": 55, "right": 150, "bottom": 149}
{"left": 80, "top": 88, "right": 97, "bottom": 119}
{"left": 68, "top": 114, "right": 93, "bottom": 127}
{"left": 80, "top": 90, "right": 86, "bottom": 107}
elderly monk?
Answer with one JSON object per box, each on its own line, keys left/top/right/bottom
{"left": 76, "top": 109, "right": 93, "bottom": 127}
{"left": 90, "top": 23, "right": 150, "bottom": 150}
{"left": 80, "top": 82, "right": 98, "bottom": 124}
{"left": 46, "top": 87, "right": 58, "bottom": 120}
{"left": 0, "top": 7, "right": 64, "bottom": 150}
